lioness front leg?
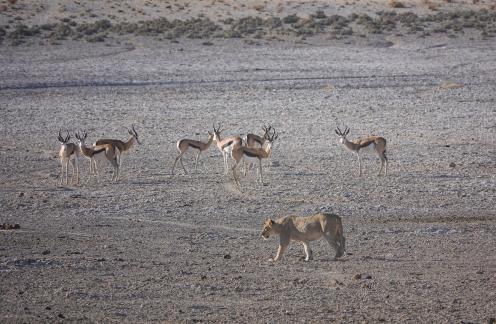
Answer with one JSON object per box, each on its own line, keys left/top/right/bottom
{"left": 269, "top": 244, "right": 288, "bottom": 261}
{"left": 302, "top": 242, "right": 313, "bottom": 261}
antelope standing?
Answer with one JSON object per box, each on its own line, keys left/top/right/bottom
{"left": 335, "top": 126, "right": 388, "bottom": 177}
{"left": 231, "top": 129, "right": 278, "bottom": 187}
{"left": 172, "top": 131, "right": 214, "bottom": 175}
{"left": 246, "top": 125, "right": 272, "bottom": 148}
{"left": 212, "top": 123, "right": 243, "bottom": 174}
{"left": 93, "top": 125, "right": 140, "bottom": 179}
{"left": 75, "top": 132, "right": 106, "bottom": 182}
{"left": 245, "top": 125, "right": 273, "bottom": 174}
{"left": 101, "top": 143, "right": 121, "bottom": 181}
{"left": 58, "top": 130, "right": 79, "bottom": 185}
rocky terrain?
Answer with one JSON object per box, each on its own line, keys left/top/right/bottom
{"left": 1, "top": 0, "right": 495, "bottom": 323}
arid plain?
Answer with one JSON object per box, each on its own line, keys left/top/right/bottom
{"left": 1, "top": 0, "right": 496, "bottom": 322}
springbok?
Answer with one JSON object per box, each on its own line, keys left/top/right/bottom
{"left": 335, "top": 126, "right": 388, "bottom": 177}
{"left": 231, "top": 129, "right": 278, "bottom": 187}
{"left": 245, "top": 125, "right": 273, "bottom": 174}
{"left": 94, "top": 125, "right": 140, "bottom": 178}
{"left": 172, "top": 131, "right": 214, "bottom": 175}
{"left": 212, "top": 123, "right": 243, "bottom": 174}
{"left": 75, "top": 132, "right": 106, "bottom": 182}
{"left": 58, "top": 130, "right": 79, "bottom": 185}
{"left": 246, "top": 125, "right": 272, "bottom": 148}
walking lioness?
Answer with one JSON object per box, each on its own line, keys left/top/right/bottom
{"left": 261, "top": 212, "right": 345, "bottom": 262}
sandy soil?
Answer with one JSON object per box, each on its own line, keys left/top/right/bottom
{"left": 1, "top": 1, "right": 496, "bottom": 323}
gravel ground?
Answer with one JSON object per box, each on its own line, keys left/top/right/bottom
{"left": 0, "top": 35, "right": 495, "bottom": 322}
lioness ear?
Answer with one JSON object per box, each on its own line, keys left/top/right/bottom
{"left": 269, "top": 219, "right": 274, "bottom": 225}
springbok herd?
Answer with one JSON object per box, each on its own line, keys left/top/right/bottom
{"left": 57, "top": 123, "right": 389, "bottom": 261}
{"left": 58, "top": 123, "right": 388, "bottom": 187}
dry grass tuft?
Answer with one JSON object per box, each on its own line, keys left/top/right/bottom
{"left": 253, "top": 4, "right": 265, "bottom": 12}
{"left": 388, "top": 0, "right": 405, "bottom": 8}
{"left": 423, "top": 0, "right": 439, "bottom": 11}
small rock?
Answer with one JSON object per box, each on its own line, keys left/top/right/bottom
{"left": 58, "top": 313, "right": 65, "bottom": 319}
{"left": 45, "top": 306, "right": 51, "bottom": 310}
{"left": 449, "top": 162, "right": 456, "bottom": 168}
{"left": 354, "top": 273, "right": 372, "bottom": 280}
{"left": 42, "top": 250, "right": 50, "bottom": 255}
{"left": 18, "top": 192, "right": 24, "bottom": 197}
{"left": 0, "top": 223, "right": 20, "bottom": 230}
{"left": 271, "top": 160, "right": 280, "bottom": 167}
{"left": 476, "top": 270, "right": 483, "bottom": 275}
{"left": 223, "top": 254, "right": 231, "bottom": 259}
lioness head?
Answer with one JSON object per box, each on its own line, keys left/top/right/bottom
{"left": 261, "top": 219, "right": 274, "bottom": 239}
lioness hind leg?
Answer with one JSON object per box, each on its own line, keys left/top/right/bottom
{"left": 338, "top": 236, "right": 346, "bottom": 257}
{"left": 324, "top": 233, "right": 342, "bottom": 260}
{"left": 302, "top": 242, "right": 313, "bottom": 261}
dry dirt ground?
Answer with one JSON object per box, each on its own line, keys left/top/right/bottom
{"left": 1, "top": 2, "right": 496, "bottom": 324}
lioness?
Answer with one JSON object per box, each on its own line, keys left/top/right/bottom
{"left": 261, "top": 212, "right": 345, "bottom": 262}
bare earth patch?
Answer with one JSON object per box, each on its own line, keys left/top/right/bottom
{"left": 0, "top": 1, "right": 496, "bottom": 323}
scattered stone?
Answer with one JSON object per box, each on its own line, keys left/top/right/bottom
{"left": 57, "top": 313, "right": 65, "bottom": 319}
{"left": 42, "top": 250, "right": 50, "bottom": 255}
{"left": 449, "top": 162, "right": 456, "bottom": 168}
{"left": 45, "top": 306, "right": 51, "bottom": 310}
{"left": 0, "top": 223, "right": 20, "bottom": 230}
{"left": 354, "top": 273, "right": 372, "bottom": 280}
{"left": 223, "top": 254, "right": 231, "bottom": 259}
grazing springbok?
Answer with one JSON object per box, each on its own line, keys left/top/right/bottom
{"left": 172, "top": 131, "right": 214, "bottom": 175}
{"left": 94, "top": 125, "right": 140, "bottom": 178}
{"left": 58, "top": 130, "right": 79, "bottom": 185}
{"left": 335, "top": 126, "right": 388, "bottom": 177}
{"left": 231, "top": 129, "right": 278, "bottom": 187}
{"left": 212, "top": 123, "right": 243, "bottom": 174}
{"left": 75, "top": 132, "right": 106, "bottom": 182}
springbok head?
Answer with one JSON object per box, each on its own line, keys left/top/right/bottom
{"left": 335, "top": 126, "right": 350, "bottom": 144}
{"left": 265, "top": 128, "right": 278, "bottom": 150}
{"left": 262, "top": 125, "right": 272, "bottom": 139}
{"left": 58, "top": 130, "right": 71, "bottom": 144}
{"left": 75, "top": 131, "right": 88, "bottom": 144}
{"left": 212, "top": 123, "right": 224, "bottom": 142}
{"left": 128, "top": 125, "right": 141, "bottom": 144}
